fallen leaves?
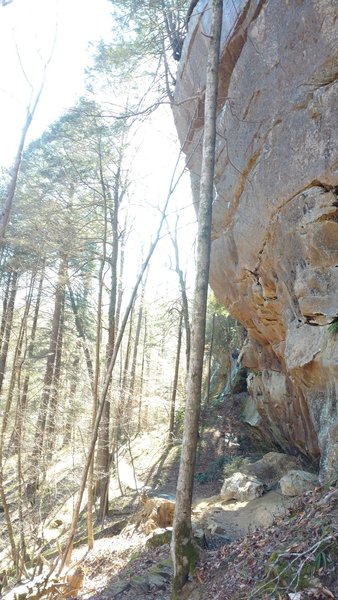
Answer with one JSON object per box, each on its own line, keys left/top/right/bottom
{"left": 288, "top": 586, "right": 335, "bottom": 599}
{"left": 191, "top": 485, "right": 338, "bottom": 600}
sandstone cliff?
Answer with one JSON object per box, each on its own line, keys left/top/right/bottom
{"left": 173, "top": 0, "right": 338, "bottom": 480}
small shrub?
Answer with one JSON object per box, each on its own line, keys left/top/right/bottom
{"left": 222, "top": 456, "right": 252, "bottom": 478}
{"left": 195, "top": 456, "right": 230, "bottom": 485}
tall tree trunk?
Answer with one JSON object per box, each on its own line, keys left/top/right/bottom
{"left": 31, "top": 258, "right": 66, "bottom": 488}
{"left": 58, "top": 191, "right": 172, "bottom": 574}
{"left": 0, "top": 270, "right": 20, "bottom": 571}
{"left": 115, "top": 221, "right": 127, "bottom": 333}
{"left": 45, "top": 287, "right": 65, "bottom": 455}
{"left": 62, "top": 351, "right": 80, "bottom": 447}
{"left": 129, "top": 274, "right": 147, "bottom": 404}
{"left": 137, "top": 313, "right": 147, "bottom": 434}
{"left": 171, "top": 1, "right": 223, "bottom": 596}
{"left": 170, "top": 218, "right": 191, "bottom": 372}
{"left": 87, "top": 240, "right": 105, "bottom": 548}
{"left": 168, "top": 310, "right": 183, "bottom": 446}
{"left": 121, "top": 311, "right": 133, "bottom": 392}
{"left": 5, "top": 271, "right": 35, "bottom": 455}
{"left": 96, "top": 164, "right": 121, "bottom": 521}
{"left": 68, "top": 282, "right": 94, "bottom": 391}
{"left": 12, "top": 265, "right": 44, "bottom": 451}
{"left": 0, "top": 269, "right": 18, "bottom": 397}
{"left": 0, "top": 271, "right": 12, "bottom": 353}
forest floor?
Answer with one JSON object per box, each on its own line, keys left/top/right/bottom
{"left": 72, "top": 394, "right": 337, "bottom": 600}
{"left": 2, "top": 393, "right": 337, "bottom": 600}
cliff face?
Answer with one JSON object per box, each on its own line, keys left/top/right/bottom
{"left": 173, "top": 0, "right": 338, "bottom": 480}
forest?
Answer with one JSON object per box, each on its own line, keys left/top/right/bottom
{"left": 0, "top": 0, "right": 223, "bottom": 595}
{"left": 1, "top": 0, "right": 337, "bottom": 599}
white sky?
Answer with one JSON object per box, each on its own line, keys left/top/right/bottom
{"left": 0, "top": 0, "right": 113, "bottom": 165}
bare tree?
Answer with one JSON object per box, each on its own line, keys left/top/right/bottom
{"left": 171, "top": 0, "right": 223, "bottom": 596}
{"left": 0, "top": 268, "right": 18, "bottom": 395}
{"left": 30, "top": 258, "right": 67, "bottom": 490}
{"left": 169, "top": 216, "right": 191, "bottom": 372}
{"left": 0, "top": 40, "right": 55, "bottom": 244}
{"left": 57, "top": 184, "right": 175, "bottom": 573}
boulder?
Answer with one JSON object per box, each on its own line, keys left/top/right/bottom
{"left": 145, "top": 527, "right": 172, "bottom": 549}
{"left": 241, "top": 452, "right": 301, "bottom": 490}
{"left": 279, "top": 470, "right": 319, "bottom": 496}
{"left": 128, "top": 494, "right": 175, "bottom": 535}
{"left": 220, "top": 472, "right": 264, "bottom": 502}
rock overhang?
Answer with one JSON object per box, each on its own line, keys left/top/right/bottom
{"left": 173, "top": 0, "right": 338, "bottom": 480}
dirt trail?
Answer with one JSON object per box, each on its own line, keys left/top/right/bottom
{"left": 109, "top": 423, "right": 294, "bottom": 544}
{"left": 193, "top": 490, "right": 294, "bottom": 540}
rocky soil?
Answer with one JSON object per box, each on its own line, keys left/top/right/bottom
{"left": 76, "top": 409, "right": 337, "bottom": 600}
{"left": 72, "top": 486, "right": 337, "bottom": 600}
{"left": 2, "top": 394, "right": 337, "bottom": 600}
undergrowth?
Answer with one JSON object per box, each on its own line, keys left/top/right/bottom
{"left": 195, "top": 456, "right": 230, "bottom": 484}
{"left": 254, "top": 534, "right": 338, "bottom": 598}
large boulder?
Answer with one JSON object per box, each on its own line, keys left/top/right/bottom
{"left": 279, "top": 470, "right": 319, "bottom": 497}
{"left": 173, "top": 0, "right": 338, "bottom": 481}
{"left": 241, "top": 452, "right": 301, "bottom": 490}
{"left": 220, "top": 472, "right": 264, "bottom": 501}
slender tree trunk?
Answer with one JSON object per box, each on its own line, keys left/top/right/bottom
{"left": 0, "top": 269, "right": 18, "bottom": 397}
{"left": 170, "top": 219, "right": 191, "bottom": 372}
{"left": 0, "top": 271, "right": 12, "bottom": 353}
{"left": 90, "top": 153, "right": 125, "bottom": 532}
{"left": 87, "top": 242, "right": 105, "bottom": 549}
{"left": 119, "top": 309, "right": 134, "bottom": 440}
{"left": 137, "top": 313, "right": 147, "bottom": 434}
{"left": 206, "top": 312, "right": 215, "bottom": 404}
{"left": 0, "top": 270, "right": 20, "bottom": 571}
{"left": 171, "top": 1, "right": 223, "bottom": 596}
{"left": 45, "top": 287, "right": 65, "bottom": 455}
{"left": 0, "top": 245, "right": 8, "bottom": 287}
{"left": 31, "top": 258, "right": 66, "bottom": 487}
{"left": 68, "top": 282, "right": 94, "bottom": 391}
{"left": 12, "top": 266, "right": 44, "bottom": 451}
{"left": 58, "top": 192, "right": 172, "bottom": 574}
{"left": 168, "top": 310, "right": 183, "bottom": 446}
{"left": 129, "top": 274, "right": 147, "bottom": 405}
{"left": 5, "top": 271, "right": 35, "bottom": 456}
{"left": 62, "top": 352, "right": 80, "bottom": 447}
{"left": 115, "top": 223, "right": 126, "bottom": 333}
{"left": 96, "top": 167, "right": 121, "bottom": 521}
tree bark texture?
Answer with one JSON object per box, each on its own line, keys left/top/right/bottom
{"left": 31, "top": 258, "right": 67, "bottom": 484}
{"left": 168, "top": 310, "right": 183, "bottom": 446}
{"left": 171, "top": 1, "right": 223, "bottom": 596}
{"left": 0, "top": 269, "right": 18, "bottom": 397}
{"left": 97, "top": 167, "right": 121, "bottom": 520}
